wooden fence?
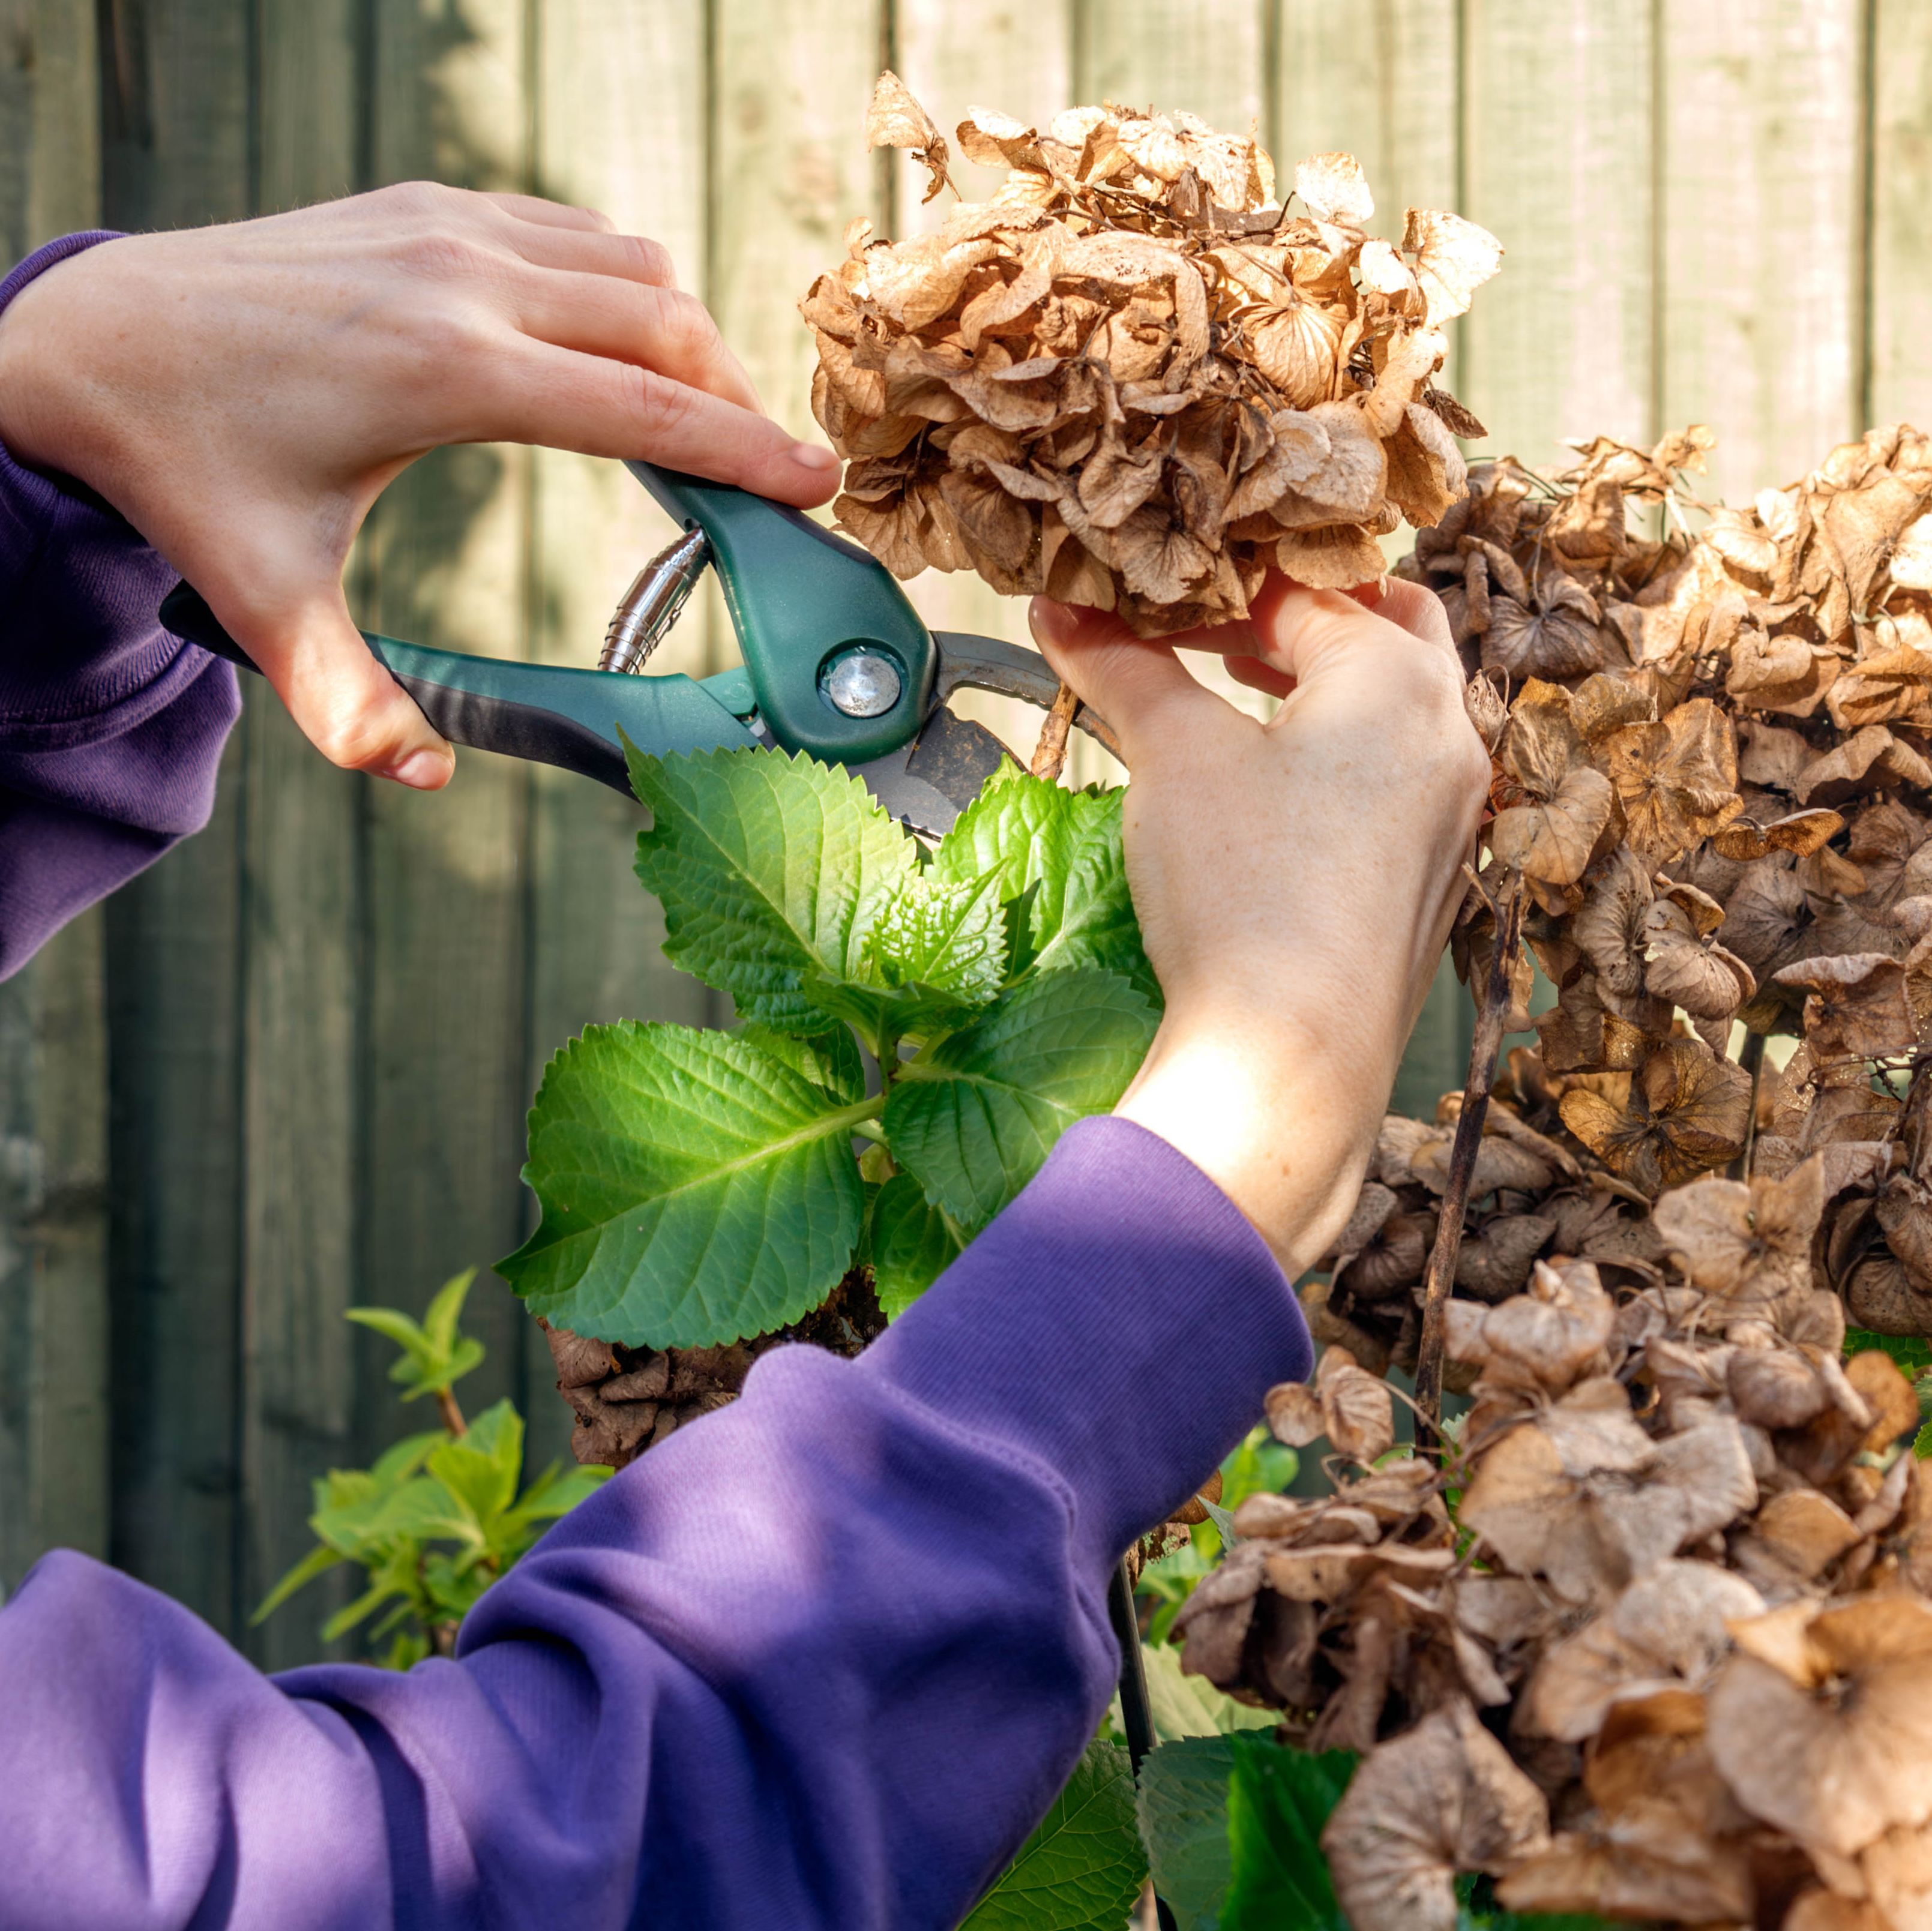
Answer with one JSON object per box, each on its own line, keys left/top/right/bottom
{"left": 0, "top": 0, "right": 1924, "bottom": 1663}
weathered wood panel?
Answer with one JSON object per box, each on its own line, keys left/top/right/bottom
{"left": 354, "top": 0, "right": 535, "bottom": 1469}
{"left": 1659, "top": 0, "right": 1866, "bottom": 502}
{"left": 236, "top": 0, "right": 364, "bottom": 1666}
{"left": 522, "top": 0, "right": 715, "bottom": 1465}
{"left": 99, "top": 0, "right": 252, "bottom": 1640}
{"left": 0, "top": 0, "right": 106, "bottom": 1599}
{"left": 1461, "top": 0, "right": 1655, "bottom": 460}
{"left": 1870, "top": 0, "right": 1932, "bottom": 432}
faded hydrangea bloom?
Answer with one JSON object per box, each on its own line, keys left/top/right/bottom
{"left": 802, "top": 74, "right": 1502, "bottom": 635}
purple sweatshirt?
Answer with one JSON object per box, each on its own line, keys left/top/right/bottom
{"left": 0, "top": 233, "right": 1313, "bottom": 1929}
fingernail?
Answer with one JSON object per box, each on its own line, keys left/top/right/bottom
{"left": 385, "top": 747, "right": 454, "bottom": 790}
{"left": 1029, "top": 598, "right": 1077, "bottom": 646}
{"left": 788, "top": 441, "right": 840, "bottom": 472}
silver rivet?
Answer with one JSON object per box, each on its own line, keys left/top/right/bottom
{"left": 822, "top": 649, "right": 901, "bottom": 718}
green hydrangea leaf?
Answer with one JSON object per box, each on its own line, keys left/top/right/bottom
{"left": 501, "top": 1020, "right": 871, "bottom": 1347}
{"left": 427, "top": 1398, "right": 523, "bottom": 1530}
{"left": 1219, "top": 1738, "right": 1356, "bottom": 1931}
{"left": 1138, "top": 1641, "right": 1278, "bottom": 1743}
{"left": 864, "top": 871, "right": 1009, "bottom": 1005}
{"left": 885, "top": 969, "right": 1157, "bottom": 1228}
{"left": 628, "top": 745, "right": 915, "bottom": 1032}
{"left": 733, "top": 1020, "right": 867, "bottom": 1105}
{"left": 927, "top": 770, "right": 1153, "bottom": 996}
{"left": 1137, "top": 1735, "right": 1239, "bottom": 1931}
{"left": 964, "top": 1740, "right": 1146, "bottom": 1930}
{"left": 869, "top": 1172, "right": 964, "bottom": 1317}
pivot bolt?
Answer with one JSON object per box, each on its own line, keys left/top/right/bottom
{"left": 822, "top": 647, "right": 902, "bottom": 719}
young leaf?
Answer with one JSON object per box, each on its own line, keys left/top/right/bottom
{"left": 734, "top": 1020, "right": 867, "bottom": 1105}
{"left": 1137, "top": 1736, "right": 1239, "bottom": 1931}
{"left": 1219, "top": 1738, "right": 1357, "bottom": 1931}
{"left": 927, "top": 770, "right": 1153, "bottom": 994}
{"left": 869, "top": 1172, "right": 964, "bottom": 1317}
{"left": 629, "top": 745, "right": 915, "bottom": 1030}
{"left": 251, "top": 1541, "right": 348, "bottom": 1627}
{"left": 501, "top": 1021, "right": 873, "bottom": 1348}
{"left": 1139, "top": 1641, "right": 1278, "bottom": 1743}
{"left": 963, "top": 1740, "right": 1147, "bottom": 1930}
{"left": 428, "top": 1399, "right": 523, "bottom": 1531}
{"left": 862, "top": 872, "right": 1009, "bottom": 1006}
{"left": 885, "top": 969, "right": 1157, "bottom": 1227}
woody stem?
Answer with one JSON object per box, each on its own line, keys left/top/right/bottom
{"left": 1412, "top": 869, "right": 1526, "bottom": 1446}
{"left": 1029, "top": 683, "right": 1081, "bottom": 782}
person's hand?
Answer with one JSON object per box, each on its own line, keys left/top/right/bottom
{"left": 1029, "top": 575, "right": 1488, "bottom": 1270}
{"left": 0, "top": 184, "right": 841, "bottom": 788}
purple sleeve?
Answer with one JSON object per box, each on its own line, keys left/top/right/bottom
{"left": 0, "top": 232, "right": 240, "bottom": 981}
{"left": 0, "top": 1117, "right": 1311, "bottom": 1929}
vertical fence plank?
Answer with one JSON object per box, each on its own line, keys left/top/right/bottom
{"left": 1870, "top": 1, "right": 1932, "bottom": 432}
{"left": 893, "top": 0, "right": 1083, "bottom": 777}
{"left": 356, "top": 0, "right": 534, "bottom": 1464}
{"left": 0, "top": 0, "right": 107, "bottom": 1597}
{"left": 98, "top": 0, "right": 251, "bottom": 1638}
{"left": 1275, "top": 0, "right": 1457, "bottom": 228}
{"left": 0, "top": 916, "right": 110, "bottom": 1594}
{"left": 237, "top": 0, "right": 364, "bottom": 1665}
{"left": 712, "top": 0, "right": 887, "bottom": 447}
{"left": 1461, "top": 0, "right": 1654, "bottom": 461}
{"left": 1069, "top": 0, "right": 1271, "bottom": 778}
{"left": 1660, "top": 0, "right": 1865, "bottom": 503}
{"left": 521, "top": 0, "right": 713, "bottom": 1465}
{"left": 1275, "top": 0, "right": 1467, "bottom": 1115}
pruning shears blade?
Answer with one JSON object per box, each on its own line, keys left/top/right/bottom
{"left": 931, "top": 631, "right": 1121, "bottom": 763}
{"left": 854, "top": 703, "right": 1010, "bottom": 838}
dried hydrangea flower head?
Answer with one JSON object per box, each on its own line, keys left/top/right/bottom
{"left": 800, "top": 73, "right": 1502, "bottom": 635}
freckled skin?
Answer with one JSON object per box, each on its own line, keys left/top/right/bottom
{"left": 0, "top": 183, "right": 839, "bottom": 789}
{"left": 1030, "top": 573, "right": 1489, "bottom": 1274}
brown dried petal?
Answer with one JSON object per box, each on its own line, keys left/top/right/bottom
{"left": 1777, "top": 950, "right": 1917, "bottom": 1059}
{"left": 1401, "top": 209, "right": 1506, "bottom": 328}
{"left": 1322, "top": 1699, "right": 1548, "bottom": 1931}
{"left": 1603, "top": 698, "right": 1744, "bottom": 866}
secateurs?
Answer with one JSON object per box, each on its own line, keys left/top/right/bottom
{"left": 159, "top": 461, "right": 1116, "bottom": 837}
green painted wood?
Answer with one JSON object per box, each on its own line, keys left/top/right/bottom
{"left": 0, "top": 915, "right": 110, "bottom": 1595}
{"left": 354, "top": 0, "right": 535, "bottom": 1471}
{"left": 236, "top": 0, "right": 364, "bottom": 1666}
{"left": 1869, "top": 0, "right": 1932, "bottom": 431}
{"left": 1462, "top": 0, "right": 1655, "bottom": 463}
{"left": 893, "top": 0, "right": 1090, "bottom": 780}
{"left": 98, "top": 0, "right": 251, "bottom": 1641}
{"left": 521, "top": 0, "right": 716, "bottom": 1467}
{"left": 1659, "top": 0, "right": 1866, "bottom": 504}
{"left": 0, "top": 0, "right": 108, "bottom": 1599}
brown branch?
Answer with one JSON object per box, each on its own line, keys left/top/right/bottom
{"left": 1412, "top": 870, "right": 1526, "bottom": 1446}
{"left": 1029, "top": 682, "right": 1081, "bottom": 782}
{"left": 436, "top": 1386, "right": 467, "bottom": 1437}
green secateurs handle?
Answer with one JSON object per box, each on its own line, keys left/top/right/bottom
{"left": 159, "top": 461, "right": 945, "bottom": 794}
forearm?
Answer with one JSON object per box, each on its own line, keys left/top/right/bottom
{"left": 0, "top": 233, "right": 239, "bottom": 979}
{"left": 0, "top": 1119, "right": 1307, "bottom": 1930}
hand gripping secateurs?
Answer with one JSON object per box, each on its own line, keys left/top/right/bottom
{"left": 159, "top": 461, "right": 1118, "bottom": 836}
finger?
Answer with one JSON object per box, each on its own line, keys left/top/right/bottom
{"left": 1349, "top": 575, "right": 1456, "bottom": 656}
{"left": 223, "top": 581, "right": 455, "bottom": 788}
{"left": 1246, "top": 580, "right": 1457, "bottom": 691}
{"left": 1223, "top": 656, "right": 1296, "bottom": 701}
{"left": 510, "top": 274, "right": 761, "bottom": 412}
{"left": 1027, "top": 599, "right": 1232, "bottom": 768}
{"left": 482, "top": 191, "right": 616, "bottom": 233}
{"left": 482, "top": 340, "right": 840, "bottom": 505}
{"left": 502, "top": 221, "right": 681, "bottom": 292}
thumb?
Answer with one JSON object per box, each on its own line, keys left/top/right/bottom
{"left": 1027, "top": 599, "right": 1229, "bottom": 769}
{"left": 221, "top": 581, "right": 455, "bottom": 788}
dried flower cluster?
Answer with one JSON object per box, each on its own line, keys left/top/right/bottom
{"left": 1304, "top": 423, "right": 1932, "bottom": 1384}
{"left": 800, "top": 74, "right": 1502, "bottom": 635}
{"left": 1179, "top": 1251, "right": 1932, "bottom": 1931}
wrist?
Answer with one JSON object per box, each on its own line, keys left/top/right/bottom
{"left": 0, "top": 234, "right": 120, "bottom": 486}
{"left": 1114, "top": 1009, "right": 1389, "bottom": 1271}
